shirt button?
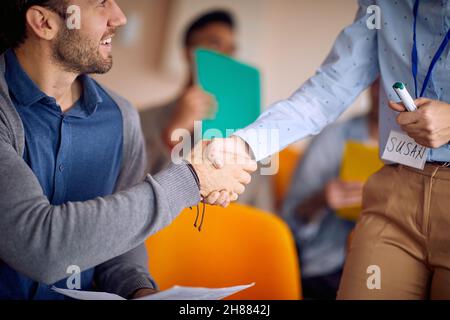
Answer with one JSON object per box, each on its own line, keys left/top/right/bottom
{"left": 59, "top": 164, "right": 64, "bottom": 172}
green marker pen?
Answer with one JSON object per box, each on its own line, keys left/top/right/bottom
{"left": 393, "top": 82, "right": 417, "bottom": 112}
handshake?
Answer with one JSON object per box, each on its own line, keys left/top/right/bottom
{"left": 186, "top": 136, "right": 257, "bottom": 207}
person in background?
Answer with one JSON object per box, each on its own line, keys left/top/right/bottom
{"left": 140, "top": 10, "right": 274, "bottom": 212}
{"left": 282, "top": 78, "right": 380, "bottom": 300}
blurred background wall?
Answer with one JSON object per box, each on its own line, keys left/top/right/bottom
{"left": 94, "top": 0, "right": 369, "bottom": 147}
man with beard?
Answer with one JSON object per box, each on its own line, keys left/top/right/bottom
{"left": 0, "top": 0, "right": 256, "bottom": 300}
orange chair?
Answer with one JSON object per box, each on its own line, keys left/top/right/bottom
{"left": 145, "top": 204, "right": 302, "bottom": 300}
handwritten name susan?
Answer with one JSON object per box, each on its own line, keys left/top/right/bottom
{"left": 386, "top": 136, "right": 427, "bottom": 160}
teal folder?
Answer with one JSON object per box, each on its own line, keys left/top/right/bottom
{"left": 194, "top": 49, "right": 261, "bottom": 138}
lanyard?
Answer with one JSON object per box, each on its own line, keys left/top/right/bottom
{"left": 412, "top": 0, "right": 450, "bottom": 98}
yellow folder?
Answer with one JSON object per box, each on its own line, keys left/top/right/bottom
{"left": 337, "top": 141, "right": 384, "bottom": 221}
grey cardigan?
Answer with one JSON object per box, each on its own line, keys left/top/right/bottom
{"left": 0, "top": 54, "right": 201, "bottom": 297}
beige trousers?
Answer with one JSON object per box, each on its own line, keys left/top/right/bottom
{"left": 338, "top": 164, "right": 450, "bottom": 300}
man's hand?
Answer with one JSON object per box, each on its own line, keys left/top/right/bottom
{"left": 186, "top": 140, "right": 257, "bottom": 207}
{"left": 389, "top": 98, "right": 450, "bottom": 148}
{"left": 166, "top": 86, "right": 217, "bottom": 137}
{"left": 325, "top": 179, "right": 364, "bottom": 210}
{"left": 131, "top": 288, "right": 158, "bottom": 299}
{"left": 206, "top": 136, "right": 253, "bottom": 169}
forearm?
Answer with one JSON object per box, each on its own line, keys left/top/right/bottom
{"left": 295, "top": 189, "right": 328, "bottom": 223}
{"left": 95, "top": 244, "right": 157, "bottom": 298}
{"left": 0, "top": 142, "right": 200, "bottom": 285}
{"left": 235, "top": 1, "right": 379, "bottom": 161}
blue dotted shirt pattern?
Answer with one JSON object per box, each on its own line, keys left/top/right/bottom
{"left": 236, "top": 0, "right": 450, "bottom": 162}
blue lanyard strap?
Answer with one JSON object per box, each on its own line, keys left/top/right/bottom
{"left": 411, "top": 0, "right": 420, "bottom": 98}
{"left": 412, "top": 0, "right": 450, "bottom": 99}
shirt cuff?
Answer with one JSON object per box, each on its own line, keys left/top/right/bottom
{"left": 184, "top": 160, "right": 201, "bottom": 189}
{"left": 233, "top": 128, "right": 280, "bottom": 162}
{"left": 151, "top": 162, "right": 201, "bottom": 214}
{"left": 122, "top": 276, "right": 158, "bottom": 299}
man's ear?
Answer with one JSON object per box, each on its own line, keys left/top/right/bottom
{"left": 25, "top": 6, "right": 61, "bottom": 41}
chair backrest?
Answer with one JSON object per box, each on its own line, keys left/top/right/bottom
{"left": 145, "top": 203, "right": 302, "bottom": 300}
{"left": 273, "top": 147, "right": 303, "bottom": 208}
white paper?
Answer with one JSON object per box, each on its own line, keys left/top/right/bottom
{"left": 382, "top": 130, "right": 429, "bottom": 170}
{"left": 52, "top": 283, "right": 255, "bottom": 301}
{"left": 136, "top": 283, "right": 255, "bottom": 301}
{"left": 52, "top": 287, "right": 126, "bottom": 300}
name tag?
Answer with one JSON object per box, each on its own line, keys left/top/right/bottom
{"left": 382, "top": 131, "right": 429, "bottom": 170}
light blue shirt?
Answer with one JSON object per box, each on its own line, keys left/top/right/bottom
{"left": 236, "top": 0, "right": 450, "bottom": 162}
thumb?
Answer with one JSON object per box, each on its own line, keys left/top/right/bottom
{"left": 389, "top": 100, "right": 407, "bottom": 112}
{"left": 414, "top": 98, "right": 432, "bottom": 108}
{"left": 206, "top": 140, "right": 225, "bottom": 169}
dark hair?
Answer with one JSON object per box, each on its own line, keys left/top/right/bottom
{"left": 183, "top": 9, "right": 235, "bottom": 47}
{"left": 0, "top": 0, "right": 66, "bottom": 53}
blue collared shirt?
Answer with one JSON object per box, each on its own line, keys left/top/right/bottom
{"left": 2, "top": 49, "right": 123, "bottom": 300}
{"left": 236, "top": 0, "right": 450, "bottom": 162}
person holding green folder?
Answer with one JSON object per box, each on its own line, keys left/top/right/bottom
{"left": 141, "top": 10, "right": 236, "bottom": 175}
{"left": 141, "top": 10, "right": 274, "bottom": 211}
